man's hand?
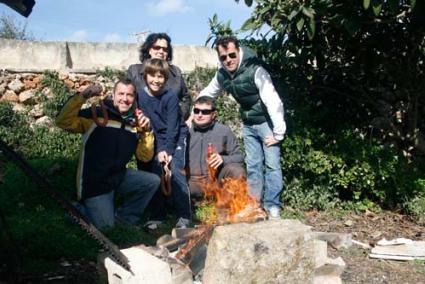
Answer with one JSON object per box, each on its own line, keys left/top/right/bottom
{"left": 157, "top": 151, "right": 171, "bottom": 164}
{"left": 185, "top": 113, "right": 194, "bottom": 128}
{"left": 264, "top": 135, "right": 280, "bottom": 147}
{"left": 135, "top": 108, "right": 150, "bottom": 131}
{"left": 208, "top": 153, "right": 223, "bottom": 169}
{"left": 80, "top": 84, "right": 103, "bottom": 99}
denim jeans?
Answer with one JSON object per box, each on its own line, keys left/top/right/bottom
{"left": 82, "top": 168, "right": 160, "bottom": 229}
{"left": 151, "top": 135, "right": 192, "bottom": 220}
{"left": 242, "top": 121, "right": 283, "bottom": 210}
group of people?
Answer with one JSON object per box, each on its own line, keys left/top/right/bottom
{"left": 56, "top": 33, "right": 286, "bottom": 230}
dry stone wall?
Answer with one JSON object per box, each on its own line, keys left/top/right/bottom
{"left": 0, "top": 71, "right": 115, "bottom": 129}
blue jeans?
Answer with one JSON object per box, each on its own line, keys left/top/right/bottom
{"left": 242, "top": 121, "right": 283, "bottom": 210}
{"left": 82, "top": 169, "right": 160, "bottom": 229}
{"left": 151, "top": 135, "right": 192, "bottom": 220}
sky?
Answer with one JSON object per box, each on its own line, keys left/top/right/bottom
{"left": 0, "top": 0, "right": 255, "bottom": 46}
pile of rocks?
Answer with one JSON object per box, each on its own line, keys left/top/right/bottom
{"left": 0, "top": 71, "right": 114, "bottom": 128}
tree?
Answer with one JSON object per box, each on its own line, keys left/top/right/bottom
{"left": 236, "top": 0, "right": 425, "bottom": 159}
{"left": 0, "top": 13, "right": 33, "bottom": 39}
{"left": 203, "top": 0, "right": 425, "bottom": 208}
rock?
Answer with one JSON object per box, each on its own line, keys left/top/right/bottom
{"left": 203, "top": 220, "right": 316, "bottom": 283}
{"left": 12, "top": 103, "right": 26, "bottom": 113}
{"left": 19, "top": 89, "right": 37, "bottom": 104}
{"left": 28, "top": 104, "right": 44, "bottom": 118}
{"left": 33, "top": 116, "right": 53, "bottom": 127}
{"left": 103, "top": 246, "right": 173, "bottom": 283}
{"left": 203, "top": 219, "right": 345, "bottom": 284}
{"left": 0, "top": 83, "right": 5, "bottom": 96}
{"left": 1, "top": 90, "right": 19, "bottom": 102}
{"left": 64, "top": 79, "right": 75, "bottom": 89}
{"left": 59, "top": 74, "right": 68, "bottom": 80}
{"left": 8, "top": 79, "right": 24, "bottom": 93}
{"left": 41, "top": 87, "right": 55, "bottom": 99}
{"left": 23, "top": 78, "right": 38, "bottom": 90}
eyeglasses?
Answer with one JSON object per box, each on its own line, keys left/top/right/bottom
{"left": 219, "top": 52, "right": 237, "bottom": 62}
{"left": 193, "top": 108, "right": 215, "bottom": 115}
{"left": 151, "top": 45, "right": 169, "bottom": 52}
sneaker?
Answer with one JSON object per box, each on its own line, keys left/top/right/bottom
{"left": 268, "top": 207, "right": 281, "bottom": 220}
{"left": 143, "top": 220, "right": 165, "bottom": 230}
{"left": 175, "top": 217, "right": 191, "bottom": 229}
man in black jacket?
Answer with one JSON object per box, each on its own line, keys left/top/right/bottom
{"left": 56, "top": 78, "right": 160, "bottom": 229}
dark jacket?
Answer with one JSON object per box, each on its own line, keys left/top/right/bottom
{"left": 127, "top": 62, "right": 192, "bottom": 120}
{"left": 188, "top": 122, "right": 244, "bottom": 178}
{"left": 216, "top": 46, "right": 268, "bottom": 125}
{"left": 56, "top": 94, "right": 154, "bottom": 200}
{"left": 138, "top": 87, "right": 188, "bottom": 156}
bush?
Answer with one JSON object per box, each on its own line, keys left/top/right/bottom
{"left": 405, "top": 179, "right": 425, "bottom": 225}
{"left": 41, "top": 71, "right": 74, "bottom": 118}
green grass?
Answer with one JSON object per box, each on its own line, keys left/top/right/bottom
{"left": 0, "top": 158, "right": 161, "bottom": 274}
{"left": 414, "top": 260, "right": 425, "bottom": 276}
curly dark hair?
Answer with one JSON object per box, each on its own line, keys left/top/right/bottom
{"left": 215, "top": 36, "right": 240, "bottom": 53}
{"left": 139, "top": 33, "right": 173, "bottom": 62}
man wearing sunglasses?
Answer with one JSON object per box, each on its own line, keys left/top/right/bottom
{"left": 197, "top": 36, "right": 286, "bottom": 220}
{"left": 188, "top": 96, "right": 246, "bottom": 198}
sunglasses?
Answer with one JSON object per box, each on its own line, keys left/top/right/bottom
{"left": 152, "top": 45, "right": 169, "bottom": 52}
{"left": 219, "top": 52, "right": 237, "bottom": 62}
{"left": 193, "top": 108, "right": 215, "bottom": 115}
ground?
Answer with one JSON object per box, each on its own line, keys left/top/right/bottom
{"left": 304, "top": 210, "right": 425, "bottom": 284}
{"left": 4, "top": 210, "right": 425, "bottom": 283}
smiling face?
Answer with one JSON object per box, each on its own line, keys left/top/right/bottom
{"left": 146, "top": 71, "right": 166, "bottom": 95}
{"left": 217, "top": 42, "right": 240, "bottom": 73}
{"left": 112, "top": 82, "right": 136, "bottom": 115}
{"left": 148, "top": 38, "right": 169, "bottom": 60}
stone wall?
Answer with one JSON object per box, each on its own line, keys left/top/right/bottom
{"left": 0, "top": 71, "right": 115, "bottom": 129}
{"left": 0, "top": 39, "right": 218, "bottom": 73}
{"left": 0, "top": 39, "right": 218, "bottom": 129}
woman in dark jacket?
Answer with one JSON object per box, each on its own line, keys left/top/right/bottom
{"left": 127, "top": 33, "right": 192, "bottom": 121}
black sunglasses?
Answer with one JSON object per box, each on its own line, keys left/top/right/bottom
{"left": 219, "top": 52, "right": 237, "bottom": 62}
{"left": 152, "top": 45, "right": 169, "bottom": 52}
{"left": 193, "top": 108, "right": 215, "bottom": 115}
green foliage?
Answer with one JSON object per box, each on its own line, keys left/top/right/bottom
{"left": 405, "top": 179, "right": 425, "bottom": 225}
{"left": 41, "top": 71, "right": 74, "bottom": 118}
{"left": 0, "top": 100, "right": 80, "bottom": 160}
{"left": 0, "top": 13, "right": 33, "bottom": 40}
{"left": 185, "top": 66, "right": 243, "bottom": 138}
{"left": 0, "top": 160, "right": 99, "bottom": 270}
{"left": 96, "top": 67, "right": 125, "bottom": 80}
{"left": 194, "top": 202, "right": 216, "bottom": 223}
{"left": 205, "top": 14, "right": 237, "bottom": 47}
{"left": 0, "top": 159, "right": 156, "bottom": 272}
{"left": 221, "top": 0, "right": 425, "bottom": 212}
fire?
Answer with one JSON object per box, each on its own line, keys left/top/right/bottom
{"left": 201, "top": 177, "right": 267, "bottom": 224}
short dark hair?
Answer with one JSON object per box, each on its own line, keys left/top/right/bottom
{"left": 142, "top": 58, "right": 170, "bottom": 82}
{"left": 113, "top": 77, "right": 135, "bottom": 94}
{"left": 194, "top": 96, "right": 216, "bottom": 110}
{"left": 215, "top": 36, "right": 240, "bottom": 53}
{"left": 139, "top": 33, "right": 173, "bottom": 62}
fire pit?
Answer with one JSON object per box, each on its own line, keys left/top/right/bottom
{"left": 101, "top": 178, "right": 347, "bottom": 283}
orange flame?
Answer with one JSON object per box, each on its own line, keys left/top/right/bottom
{"left": 202, "top": 177, "right": 267, "bottom": 224}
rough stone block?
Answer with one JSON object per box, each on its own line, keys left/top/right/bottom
{"left": 104, "top": 247, "right": 172, "bottom": 284}
{"left": 203, "top": 219, "right": 316, "bottom": 283}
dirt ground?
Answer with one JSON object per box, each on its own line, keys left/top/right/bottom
{"left": 304, "top": 210, "right": 425, "bottom": 284}
{"left": 6, "top": 210, "right": 425, "bottom": 283}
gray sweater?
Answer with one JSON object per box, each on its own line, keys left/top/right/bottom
{"left": 189, "top": 122, "right": 244, "bottom": 178}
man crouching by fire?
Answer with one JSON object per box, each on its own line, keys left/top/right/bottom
{"left": 56, "top": 78, "right": 160, "bottom": 229}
